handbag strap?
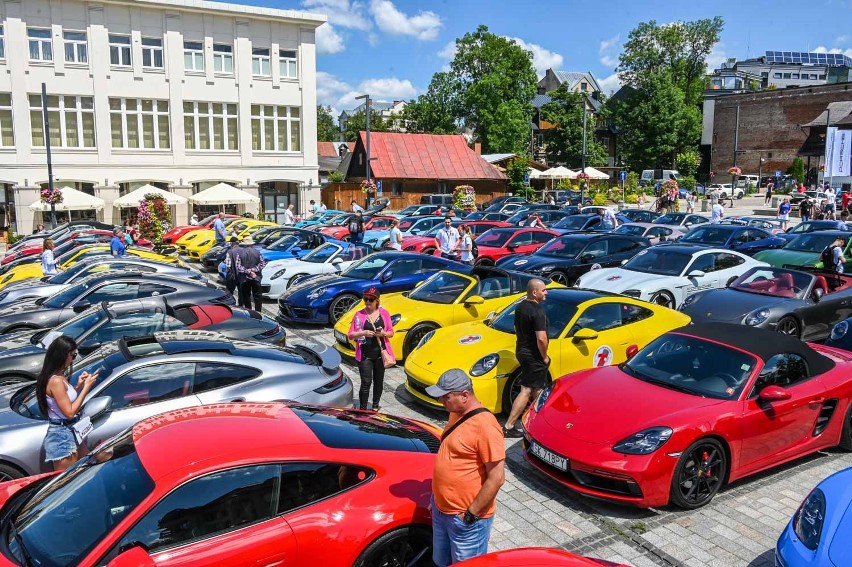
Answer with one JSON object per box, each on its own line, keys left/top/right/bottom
{"left": 440, "top": 407, "right": 490, "bottom": 443}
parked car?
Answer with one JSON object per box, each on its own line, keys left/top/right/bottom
{"left": 161, "top": 213, "right": 241, "bottom": 244}
{"left": 753, "top": 230, "right": 852, "bottom": 268}
{"left": 496, "top": 233, "right": 649, "bottom": 286}
{"left": 391, "top": 204, "right": 440, "bottom": 218}
{"left": 790, "top": 190, "right": 826, "bottom": 204}
{"left": 202, "top": 226, "right": 324, "bottom": 271}
{"left": 458, "top": 211, "right": 511, "bottom": 222}
{"left": 457, "top": 548, "right": 629, "bottom": 567}
{"left": 460, "top": 227, "right": 557, "bottom": 267}
{"left": 2, "top": 230, "right": 154, "bottom": 266}
{"left": 780, "top": 219, "right": 850, "bottom": 242}
{"left": 652, "top": 212, "right": 709, "bottom": 228}
{"left": 549, "top": 213, "right": 630, "bottom": 235}
{"left": 504, "top": 210, "right": 570, "bottom": 227}
{"left": 258, "top": 232, "right": 343, "bottom": 263}
{"left": 260, "top": 241, "right": 371, "bottom": 299}
{"left": 721, "top": 216, "right": 785, "bottom": 234}
{"left": 619, "top": 209, "right": 661, "bottom": 224}
{"left": 400, "top": 220, "right": 510, "bottom": 254}
{"left": 480, "top": 195, "right": 527, "bottom": 210}
{"left": 320, "top": 214, "right": 397, "bottom": 242}
{"left": 706, "top": 183, "right": 744, "bottom": 199}
{"left": 613, "top": 222, "right": 686, "bottom": 244}
{"left": 294, "top": 209, "right": 345, "bottom": 228}
{"left": 420, "top": 193, "right": 453, "bottom": 206}
{"left": 364, "top": 216, "right": 445, "bottom": 250}
{"left": 523, "top": 323, "right": 852, "bottom": 508}
{"left": 6, "top": 221, "right": 116, "bottom": 253}
{"left": 675, "top": 224, "right": 787, "bottom": 254}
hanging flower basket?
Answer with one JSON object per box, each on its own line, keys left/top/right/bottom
{"left": 137, "top": 193, "right": 171, "bottom": 242}
{"left": 662, "top": 179, "right": 679, "bottom": 193}
{"left": 40, "top": 188, "right": 63, "bottom": 205}
{"left": 453, "top": 185, "right": 476, "bottom": 210}
{"left": 727, "top": 166, "right": 742, "bottom": 177}
{"left": 360, "top": 179, "right": 377, "bottom": 194}
{"left": 575, "top": 172, "right": 590, "bottom": 181}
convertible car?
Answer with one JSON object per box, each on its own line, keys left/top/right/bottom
{"left": 260, "top": 241, "right": 371, "bottom": 299}
{"left": 161, "top": 213, "right": 240, "bottom": 244}
{"left": 523, "top": 323, "right": 852, "bottom": 509}
{"left": 754, "top": 231, "right": 852, "bottom": 268}
{"left": 404, "top": 288, "right": 690, "bottom": 414}
{"left": 680, "top": 266, "right": 852, "bottom": 340}
{"left": 779, "top": 219, "right": 850, "bottom": 242}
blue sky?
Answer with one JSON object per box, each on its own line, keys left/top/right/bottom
{"left": 226, "top": 0, "right": 852, "bottom": 114}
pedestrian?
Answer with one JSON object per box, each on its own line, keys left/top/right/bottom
{"left": 435, "top": 216, "right": 460, "bottom": 259}
{"left": 283, "top": 203, "right": 296, "bottom": 226}
{"left": 223, "top": 235, "right": 240, "bottom": 295}
{"left": 190, "top": 213, "right": 200, "bottom": 226}
{"left": 637, "top": 193, "right": 646, "bottom": 209}
{"left": 547, "top": 194, "right": 556, "bottom": 206}
{"left": 33, "top": 223, "right": 47, "bottom": 235}
{"left": 320, "top": 202, "right": 328, "bottom": 213}
{"left": 727, "top": 186, "right": 735, "bottom": 208}
{"left": 800, "top": 198, "right": 813, "bottom": 223}
{"left": 599, "top": 207, "right": 618, "bottom": 230}
{"left": 684, "top": 191, "right": 695, "bottom": 214}
{"left": 234, "top": 235, "right": 266, "bottom": 311}
{"left": 348, "top": 211, "right": 365, "bottom": 243}
{"left": 347, "top": 287, "right": 394, "bottom": 411}
{"left": 504, "top": 278, "right": 549, "bottom": 437}
{"left": 351, "top": 199, "right": 365, "bottom": 213}
{"left": 843, "top": 189, "right": 851, "bottom": 216}
{"left": 765, "top": 181, "right": 774, "bottom": 206}
{"left": 825, "top": 187, "right": 837, "bottom": 220}
{"left": 778, "top": 197, "right": 792, "bottom": 230}
{"left": 457, "top": 225, "right": 474, "bottom": 265}
{"left": 427, "top": 368, "right": 505, "bottom": 566}
{"left": 36, "top": 335, "right": 99, "bottom": 471}
{"left": 527, "top": 213, "right": 543, "bottom": 228}
{"left": 111, "top": 227, "right": 127, "bottom": 256}
{"left": 821, "top": 237, "right": 847, "bottom": 273}
{"left": 710, "top": 201, "right": 725, "bottom": 224}
{"left": 41, "top": 238, "right": 60, "bottom": 275}
{"left": 387, "top": 218, "right": 403, "bottom": 250}
{"left": 212, "top": 211, "right": 227, "bottom": 247}
{"left": 309, "top": 199, "right": 320, "bottom": 217}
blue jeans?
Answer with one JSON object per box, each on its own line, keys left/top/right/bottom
{"left": 431, "top": 496, "right": 494, "bottom": 566}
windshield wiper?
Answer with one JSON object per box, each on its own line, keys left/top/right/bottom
{"left": 643, "top": 376, "right": 697, "bottom": 395}
{"left": 8, "top": 520, "right": 34, "bottom": 567}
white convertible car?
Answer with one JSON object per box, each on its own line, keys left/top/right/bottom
{"left": 575, "top": 244, "right": 767, "bottom": 309}
{"left": 260, "top": 242, "right": 370, "bottom": 299}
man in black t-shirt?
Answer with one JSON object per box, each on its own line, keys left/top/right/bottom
{"left": 503, "top": 279, "right": 549, "bottom": 438}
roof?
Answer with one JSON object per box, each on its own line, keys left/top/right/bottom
{"left": 803, "top": 101, "right": 852, "bottom": 127}
{"left": 318, "top": 155, "right": 343, "bottom": 172}
{"left": 480, "top": 153, "right": 516, "bottom": 163}
{"left": 317, "top": 142, "right": 338, "bottom": 157}
{"left": 532, "top": 94, "right": 553, "bottom": 108}
{"left": 358, "top": 132, "right": 507, "bottom": 181}
{"left": 553, "top": 71, "right": 602, "bottom": 92}
{"left": 119, "top": 0, "right": 325, "bottom": 25}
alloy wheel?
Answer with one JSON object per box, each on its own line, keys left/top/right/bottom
{"left": 676, "top": 442, "right": 724, "bottom": 507}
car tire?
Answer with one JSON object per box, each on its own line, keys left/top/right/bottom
{"left": 549, "top": 271, "right": 571, "bottom": 286}
{"left": 669, "top": 437, "right": 727, "bottom": 509}
{"left": 404, "top": 323, "right": 437, "bottom": 360}
{"left": 474, "top": 258, "right": 494, "bottom": 267}
{"left": 422, "top": 247, "right": 436, "bottom": 255}
{"left": 737, "top": 193, "right": 744, "bottom": 199}
{"left": 286, "top": 274, "right": 307, "bottom": 290}
{"left": 0, "top": 462, "right": 24, "bottom": 483}
{"left": 353, "top": 525, "right": 433, "bottom": 567}
{"left": 329, "top": 293, "right": 360, "bottom": 325}
{"left": 650, "top": 290, "right": 676, "bottom": 309}
{"left": 776, "top": 316, "right": 800, "bottom": 338}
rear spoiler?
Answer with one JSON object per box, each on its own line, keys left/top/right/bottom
{"left": 290, "top": 340, "right": 342, "bottom": 372}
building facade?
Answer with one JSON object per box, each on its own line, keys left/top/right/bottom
{"left": 0, "top": 0, "right": 324, "bottom": 233}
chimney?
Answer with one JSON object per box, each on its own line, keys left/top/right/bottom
{"left": 474, "top": 142, "right": 481, "bottom": 155}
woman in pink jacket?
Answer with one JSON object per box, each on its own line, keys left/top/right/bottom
{"left": 347, "top": 287, "right": 395, "bottom": 411}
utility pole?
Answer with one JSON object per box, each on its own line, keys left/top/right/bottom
{"left": 41, "top": 83, "right": 57, "bottom": 229}
{"left": 826, "top": 108, "right": 833, "bottom": 191}
{"left": 355, "top": 93, "right": 372, "bottom": 207}
{"left": 731, "top": 105, "right": 740, "bottom": 204}
{"left": 581, "top": 101, "right": 588, "bottom": 205}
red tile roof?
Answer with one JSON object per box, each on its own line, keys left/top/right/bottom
{"left": 359, "top": 132, "right": 507, "bottom": 180}
{"left": 317, "top": 141, "right": 337, "bottom": 157}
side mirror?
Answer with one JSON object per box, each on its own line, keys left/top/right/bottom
{"left": 40, "top": 276, "right": 51, "bottom": 282}
{"left": 506, "top": 243, "right": 518, "bottom": 251}
{"left": 758, "top": 385, "right": 792, "bottom": 402}
{"left": 621, "top": 259, "right": 628, "bottom": 265}
{"left": 572, "top": 327, "right": 599, "bottom": 342}
{"left": 107, "top": 546, "right": 156, "bottom": 567}
{"left": 73, "top": 300, "right": 92, "bottom": 313}
{"left": 813, "top": 287, "right": 824, "bottom": 302}
{"left": 484, "top": 310, "right": 497, "bottom": 325}
{"left": 290, "top": 247, "right": 302, "bottom": 255}
{"left": 626, "top": 345, "right": 639, "bottom": 359}
{"left": 78, "top": 338, "right": 102, "bottom": 355}
{"left": 83, "top": 396, "right": 112, "bottom": 419}
{"left": 379, "top": 270, "right": 393, "bottom": 283}
{"left": 331, "top": 257, "right": 343, "bottom": 265}
{"left": 687, "top": 270, "right": 706, "bottom": 278}
{"left": 464, "top": 295, "right": 485, "bottom": 305}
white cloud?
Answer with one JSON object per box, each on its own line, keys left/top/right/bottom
{"left": 597, "top": 73, "right": 621, "bottom": 95}
{"left": 358, "top": 77, "right": 417, "bottom": 100}
{"left": 705, "top": 44, "right": 729, "bottom": 71}
{"left": 316, "top": 71, "right": 352, "bottom": 111}
{"left": 323, "top": 75, "right": 418, "bottom": 111}
{"left": 506, "top": 37, "right": 563, "bottom": 77}
{"left": 438, "top": 41, "right": 456, "bottom": 60}
{"left": 316, "top": 23, "right": 345, "bottom": 55}
{"left": 302, "top": 0, "right": 372, "bottom": 31}
{"left": 369, "top": 0, "right": 442, "bottom": 40}
{"left": 836, "top": 35, "right": 851, "bottom": 45}
{"left": 598, "top": 34, "right": 620, "bottom": 69}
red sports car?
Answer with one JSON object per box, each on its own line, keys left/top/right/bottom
{"left": 0, "top": 403, "right": 439, "bottom": 567}
{"left": 457, "top": 548, "right": 628, "bottom": 566}
{"left": 2, "top": 231, "right": 154, "bottom": 265}
{"left": 320, "top": 214, "right": 396, "bottom": 241}
{"left": 402, "top": 220, "right": 511, "bottom": 254}
{"left": 437, "top": 227, "right": 556, "bottom": 266}
{"left": 161, "top": 213, "right": 240, "bottom": 244}
{"left": 523, "top": 323, "right": 852, "bottom": 509}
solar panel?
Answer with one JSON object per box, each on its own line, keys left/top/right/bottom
{"left": 764, "top": 50, "right": 852, "bottom": 67}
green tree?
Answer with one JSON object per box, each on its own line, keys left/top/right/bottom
{"left": 317, "top": 105, "right": 338, "bottom": 142}
{"left": 505, "top": 157, "right": 530, "bottom": 196}
{"left": 402, "top": 72, "right": 461, "bottom": 134}
{"left": 790, "top": 157, "right": 805, "bottom": 184}
{"left": 540, "top": 86, "right": 608, "bottom": 168}
{"left": 675, "top": 149, "right": 701, "bottom": 178}
{"left": 342, "top": 110, "right": 389, "bottom": 142}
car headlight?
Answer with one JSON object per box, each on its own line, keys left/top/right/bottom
{"left": 271, "top": 268, "right": 287, "bottom": 280}
{"left": 680, "top": 293, "right": 698, "bottom": 309}
{"left": 793, "top": 488, "right": 826, "bottom": 551}
{"left": 390, "top": 314, "right": 401, "bottom": 326}
{"left": 307, "top": 287, "right": 328, "bottom": 300}
{"left": 622, "top": 289, "right": 642, "bottom": 298}
{"left": 745, "top": 308, "right": 770, "bottom": 326}
{"left": 470, "top": 354, "right": 499, "bottom": 376}
{"left": 831, "top": 320, "right": 849, "bottom": 341}
{"left": 533, "top": 383, "right": 553, "bottom": 412}
{"left": 416, "top": 329, "right": 435, "bottom": 350}
{"left": 199, "top": 239, "right": 210, "bottom": 246}
{"left": 532, "top": 265, "right": 556, "bottom": 273}
{"left": 612, "top": 426, "right": 672, "bottom": 455}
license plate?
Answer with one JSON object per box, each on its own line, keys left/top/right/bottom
{"left": 530, "top": 441, "right": 568, "bottom": 471}
{"left": 334, "top": 330, "right": 349, "bottom": 346}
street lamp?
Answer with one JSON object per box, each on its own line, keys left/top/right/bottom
{"left": 355, "top": 94, "right": 373, "bottom": 207}
{"left": 758, "top": 157, "right": 765, "bottom": 193}
{"left": 580, "top": 99, "right": 588, "bottom": 205}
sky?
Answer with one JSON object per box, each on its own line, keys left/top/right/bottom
{"left": 224, "top": 0, "right": 852, "bottom": 116}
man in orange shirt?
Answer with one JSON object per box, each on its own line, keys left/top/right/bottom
{"left": 427, "top": 369, "right": 505, "bottom": 566}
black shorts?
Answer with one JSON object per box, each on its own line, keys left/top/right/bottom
{"left": 517, "top": 355, "right": 548, "bottom": 389}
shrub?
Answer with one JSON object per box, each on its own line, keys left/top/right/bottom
{"left": 328, "top": 171, "right": 344, "bottom": 183}
{"left": 592, "top": 193, "right": 608, "bottom": 206}
{"left": 625, "top": 193, "right": 638, "bottom": 204}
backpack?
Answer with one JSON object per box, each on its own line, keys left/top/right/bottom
{"left": 348, "top": 219, "right": 361, "bottom": 234}
{"left": 471, "top": 237, "right": 479, "bottom": 259}
{"left": 821, "top": 245, "right": 837, "bottom": 269}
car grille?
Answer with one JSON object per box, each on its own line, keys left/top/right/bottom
{"left": 334, "top": 329, "right": 352, "bottom": 349}
{"left": 278, "top": 302, "right": 312, "bottom": 320}
{"left": 406, "top": 374, "right": 432, "bottom": 398}
{"left": 178, "top": 245, "right": 188, "bottom": 253}
{"left": 189, "top": 251, "right": 202, "bottom": 259}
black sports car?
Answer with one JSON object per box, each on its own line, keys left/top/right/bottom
{"left": 0, "top": 296, "right": 283, "bottom": 385}
{"left": 0, "top": 272, "right": 233, "bottom": 335}
{"left": 680, "top": 266, "right": 852, "bottom": 341}
{"left": 620, "top": 209, "right": 661, "bottom": 223}
{"left": 201, "top": 227, "right": 329, "bottom": 271}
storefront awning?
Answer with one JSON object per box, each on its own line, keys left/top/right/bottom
{"left": 113, "top": 184, "right": 188, "bottom": 208}
{"left": 28, "top": 186, "right": 105, "bottom": 212}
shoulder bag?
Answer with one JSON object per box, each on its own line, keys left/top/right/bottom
{"left": 440, "top": 407, "right": 490, "bottom": 443}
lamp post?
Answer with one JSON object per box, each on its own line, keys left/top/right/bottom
{"left": 355, "top": 93, "right": 372, "bottom": 208}
{"left": 758, "top": 157, "right": 765, "bottom": 194}
{"left": 581, "top": 100, "right": 588, "bottom": 205}
{"left": 41, "top": 83, "right": 57, "bottom": 229}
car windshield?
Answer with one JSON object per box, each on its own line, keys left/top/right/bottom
{"left": 614, "top": 225, "right": 646, "bottom": 236}
{"left": 342, "top": 255, "right": 389, "bottom": 280}
{"left": 47, "top": 261, "right": 97, "bottom": 284}
{"left": 301, "top": 243, "right": 339, "bottom": 263}
{"left": 464, "top": 212, "right": 485, "bottom": 221}
{"left": 266, "top": 235, "right": 300, "bottom": 251}
{"left": 327, "top": 214, "right": 351, "bottom": 226}
{"left": 654, "top": 213, "right": 686, "bottom": 225}
{"left": 490, "top": 297, "right": 578, "bottom": 339}
{"left": 623, "top": 248, "right": 692, "bottom": 276}
{"left": 475, "top": 230, "right": 512, "bottom": 247}
{"left": 408, "top": 219, "right": 435, "bottom": 233}
{"left": 42, "top": 281, "right": 91, "bottom": 309}
{"left": 409, "top": 271, "right": 472, "bottom": 304}
{"left": 681, "top": 226, "right": 732, "bottom": 245}
{"left": 398, "top": 206, "right": 420, "bottom": 215}
{"left": 552, "top": 216, "right": 591, "bottom": 230}
{"left": 48, "top": 307, "right": 108, "bottom": 343}
{"left": 784, "top": 233, "right": 840, "bottom": 253}
{"left": 622, "top": 333, "right": 757, "bottom": 399}
{"left": 729, "top": 267, "right": 811, "bottom": 299}
{"left": 536, "top": 237, "right": 585, "bottom": 258}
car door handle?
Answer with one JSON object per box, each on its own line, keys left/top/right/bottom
{"left": 809, "top": 397, "right": 825, "bottom": 405}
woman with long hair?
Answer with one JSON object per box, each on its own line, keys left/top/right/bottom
{"left": 347, "top": 288, "right": 395, "bottom": 411}
{"left": 41, "top": 238, "right": 60, "bottom": 276}
{"left": 36, "top": 335, "right": 99, "bottom": 471}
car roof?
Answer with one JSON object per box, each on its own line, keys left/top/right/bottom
{"left": 649, "top": 244, "right": 721, "bottom": 254}
{"left": 547, "top": 287, "right": 620, "bottom": 303}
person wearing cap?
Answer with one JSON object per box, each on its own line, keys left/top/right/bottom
{"left": 427, "top": 368, "right": 505, "bottom": 566}
{"left": 190, "top": 213, "right": 200, "bottom": 226}
{"left": 223, "top": 235, "right": 241, "bottom": 294}
{"left": 234, "top": 235, "right": 266, "bottom": 311}
{"left": 435, "top": 216, "right": 460, "bottom": 259}
{"left": 110, "top": 227, "right": 127, "bottom": 257}
{"left": 347, "top": 287, "right": 394, "bottom": 411}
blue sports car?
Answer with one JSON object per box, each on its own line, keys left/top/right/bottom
{"left": 204, "top": 226, "right": 322, "bottom": 271}
{"left": 276, "top": 251, "right": 467, "bottom": 324}
{"left": 294, "top": 209, "right": 345, "bottom": 228}
{"left": 675, "top": 224, "right": 787, "bottom": 255}
{"left": 776, "top": 467, "right": 852, "bottom": 566}
{"left": 217, "top": 230, "right": 344, "bottom": 280}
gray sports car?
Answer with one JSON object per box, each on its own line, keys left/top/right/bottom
{"left": 0, "top": 330, "right": 351, "bottom": 480}
{"left": 0, "top": 256, "right": 205, "bottom": 307}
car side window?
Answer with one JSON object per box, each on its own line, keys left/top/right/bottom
{"left": 531, "top": 231, "right": 555, "bottom": 244}
{"left": 89, "top": 313, "right": 180, "bottom": 344}
{"left": 509, "top": 232, "right": 533, "bottom": 246}
{"left": 687, "top": 254, "right": 715, "bottom": 273}
{"left": 688, "top": 215, "right": 708, "bottom": 225}
{"left": 388, "top": 258, "right": 422, "bottom": 277}
{"left": 419, "top": 258, "right": 447, "bottom": 273}
{"left": 115, "top": 465, "right": 279, "bottom": 555}
{"left": 278, "top": 462, "right": 371, "bottom": 513}
{"left": 750, "top": 353, "right": 809, "bottom": 397}
{"left": 138, "top": 283, "right": 178, "bottom": 297}
{"left": 581, "top": 240, "right": 607, "bottom": 259}
{"left": 731, "top": 230, "right": 750, "bottom": 244}
{"left": 621, "top": 303, "right": 654, "bottom": 325}
{"left": 569, "top": 303, "right": 621, "bottom": 335}
{"left": 100, "top": 362, "right": 196, "bottom": 410}
{"left": 84, "top": 283, "right": 141, "bottom": 304}
{"left": 714, "top": 253, "right": 745, "bottom": 271}
{"left": 193, "top": 362, "right": 261, "bottom": 394}
{"left": 609, "top": 238, "right": 642, "bottom": 255}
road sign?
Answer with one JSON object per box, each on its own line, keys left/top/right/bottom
{"left": 619, "top": 171, "right": 627, "bottom": 182}
{"left": 376, "top": 180, "right": 383, "bottom": 195}
{"left": 524, "top": 172, "right": 530, "bottom": 183}
{"left": 775, "top": 170, "right": 782, "bottom": 178}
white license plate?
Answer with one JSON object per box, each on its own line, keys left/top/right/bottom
{"left": 530, "top": 441, "right": 568, "bottom": 471}
{"left": 334, "top": 330, "right": 349, "bottom": 345}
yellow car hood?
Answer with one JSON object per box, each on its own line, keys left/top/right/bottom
{"left": 176, "top": 229, "right": 213, "bottom": 246}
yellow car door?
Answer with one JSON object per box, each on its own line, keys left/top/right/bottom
{"left": 555, "top": 300, "right": 636, "bottom": 379}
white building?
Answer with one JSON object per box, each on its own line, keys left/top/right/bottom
{"left": 0, "top": 0, "right": 325, "bottom": 233}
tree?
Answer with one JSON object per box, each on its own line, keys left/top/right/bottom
{"left": 342, "top": 110, "right": 389, "bottom": 142}
{"left": 317, "top": 105, "right": 338, "bottom": 142}
{"left": 675, "top": 149, "right": 701, "bottom": 178}
{"left": 790, "top": 157, "right": 805, "bottom": 184}
{"left": 505, "top": 157, "right": 530, "bottom": 197}
{"left": 402, "top": 72, "right": 461, "bottom": 135}
{"left": 539, "top": 86, "right": 608, "bottom": 168}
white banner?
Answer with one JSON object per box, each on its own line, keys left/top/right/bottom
{"left": 826, "top": 127, "right": 852, "bottom": 177}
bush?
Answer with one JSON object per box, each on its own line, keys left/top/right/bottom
{"left": 592, "top": 193, "right": 608, "bottom": 206}
{"left": 680, "top": 175, "right": 697, "bottom": 191}
{"left": 625, "top": 194, "right": 638, "bottom": 204}
{"left": 328, "top": 171, "right": 344, "bottom": 183}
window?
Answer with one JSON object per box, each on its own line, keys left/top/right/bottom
{"left": 29, "top": 94, "right": 95, "bottom": 148}
{"left": 28, "top": 28, "right": 52, "bottom": 61}
{"left": 508, "top": 232, "right": 533, "bottom": 246}
{"left": 84, "top": 282, "right": 141, "bottom": 303}
{"left": 791, "top": 73, "right": 800, "bottom": 79}
{"left": 139, "top": 283, "right": 177, "bottom": 297}
{"left": 387, "top": 257, "right": 422, "bottom": 277}
{"left": 184, "top": 101, "right": 239, "bottom": 150}
{"left": 811, "top": 74, "right": 819, "bottom": 80}
{"left": 251, "top": 105, "right": 301, "bottom": 152}
{"left": 109, "top": 34, "right": 131, "bottom": 66}
{"left": 609, "top": 238, "right": 643, "bottom": 255}
{"left": 279, "top": 49, "right": 297, "bottom": 79}
{"left": 63, "top": 31, "right": 87, "bottom": 64}
{"left": 213, "top": 43, "right": 233, "bottom": 73}
{"left": 193, "top": 362, "right": 260, "bottom": 394}
{"left": 783, "top": 73, "right": 791, "bottom": 79}
{"left": 714, "top": 252, "right": 745, "bottom": 271}
{"left": 391, "top": 181, "right": 403, "bottom": 196}
{"left": 0, "top": 93, "right": 13, "bottom": 147}
{"left": 142, "top": 37, "right": 164, "bottom": 69}
{"left": 687, "top": 253, "right": 717, "bottom": 273}
{"left": 621, "top": 303, "right": 653, "bottom": 325}
{"left": 0, "top": 25, "right": 6, "bottom": 59}
{"left": 102, "top": 362, "right": 195, "bottom": 410}
{"left": 109, "top": 98, "right": 170, "bottom": 149}
{"left": 252, "top": 47, "right": 271, "bottom": 76}
{"left": 184, "top": 40, "right": 204, "bottom": 71}
{"left": 761, "top": 72, "right": 768, "bottom": 78}
{"left": 531, "top": 231, "right": 555, "bottom": 244}
{"left": 277, "top": 462, "right": 370, "bottom": 510}
{"left": 773, "top": 72, "right": 782, "bottom": 79}
{"left": 89, "top": 312, "right": 180, "bottom": 344}
{"left": 580, "top": 240, "right": 607, "bottom": 259}
{"left": 571, "top": 303, "right": 622, "bottom": 334}
{"left": 819, "top": 74, "right": 826, "bottom": 80}
{"left": 750, "top": 353, "right": 809, "bottom": 396}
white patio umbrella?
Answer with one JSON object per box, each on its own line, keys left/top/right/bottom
{"left": 113, "top": 184, "right": 188, "bottom": 208}
{"left": 188, "top": 183, "right": 260, "bottom": 205}
{"left": 528, "top": 168, "right": 543, "bottom": 179}
{"left": 28, "top": 186, "right": 105, "bottom": 211}
{"left": 539, "top": 166, "right": 577, "bottom": 196}
{"left": 582, "top": 167, "right": 610, "bottom": 180}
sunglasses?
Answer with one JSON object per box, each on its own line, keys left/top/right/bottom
{"left": 364, "top": 297, "right": 377, "bottom": 302}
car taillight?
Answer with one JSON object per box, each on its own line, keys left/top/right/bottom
{"left": 314, "top": 371, "right": 345, "bottom": 394}
{"left": 256, "top": 324, "right": 281, "bottom": 338}
{"left": 214, "top": 293, "right": 236, "bottom": 305}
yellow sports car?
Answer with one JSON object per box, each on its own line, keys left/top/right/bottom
{"left": 333, "top": 267, "right": 563, "bottom": 361}
{"left": 233, "top": 219, "right": 278, "bottom": 241}
{"left": 175, "top": 218, "right": 242, "bottom": 253}
{"left": 404, "top": 288, "right": 691, "bottom": 414}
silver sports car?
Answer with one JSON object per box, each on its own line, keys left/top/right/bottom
{"left": 0, "top": 330, "right": 351, "bottom": 480}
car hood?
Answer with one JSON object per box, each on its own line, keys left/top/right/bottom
{"left": 501, "top": 253, "right": 578, "bottom": 271}
{"left": 577, "top": 267, "right": 671, "bottom": 292}
{"left": 406, "top": 321, "right": 515, "bottom": 378}
{"left": 281, "top": 273, "right": 366, "bottom": 301}
{"left": 753, "top": 249, "right": 818, "bottom": 267}
{"left": 541, "top": 367, "right": 726, "bottom": 444}
{"left": 1, "top": 278, "right": 49, "bottom": 291}
{"left": 0, "top": 298, "right": 45, "bottom": 316}
{"left": 682, "top": 289, "right": 795, "bottom": 323}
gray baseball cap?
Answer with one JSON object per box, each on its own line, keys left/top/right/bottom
{"left": 426, "top": 368, "right": 473, "bottom": 398}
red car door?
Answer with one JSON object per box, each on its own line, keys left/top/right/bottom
{"left": 506, "top": 231, "right": 538, "bottom": 256}
{"left": 736, "top": 353, "right": 827, "bottom": 475}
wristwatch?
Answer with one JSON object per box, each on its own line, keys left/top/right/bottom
{"left": 462, "top": 509, "right": 481, "bottom": 525}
